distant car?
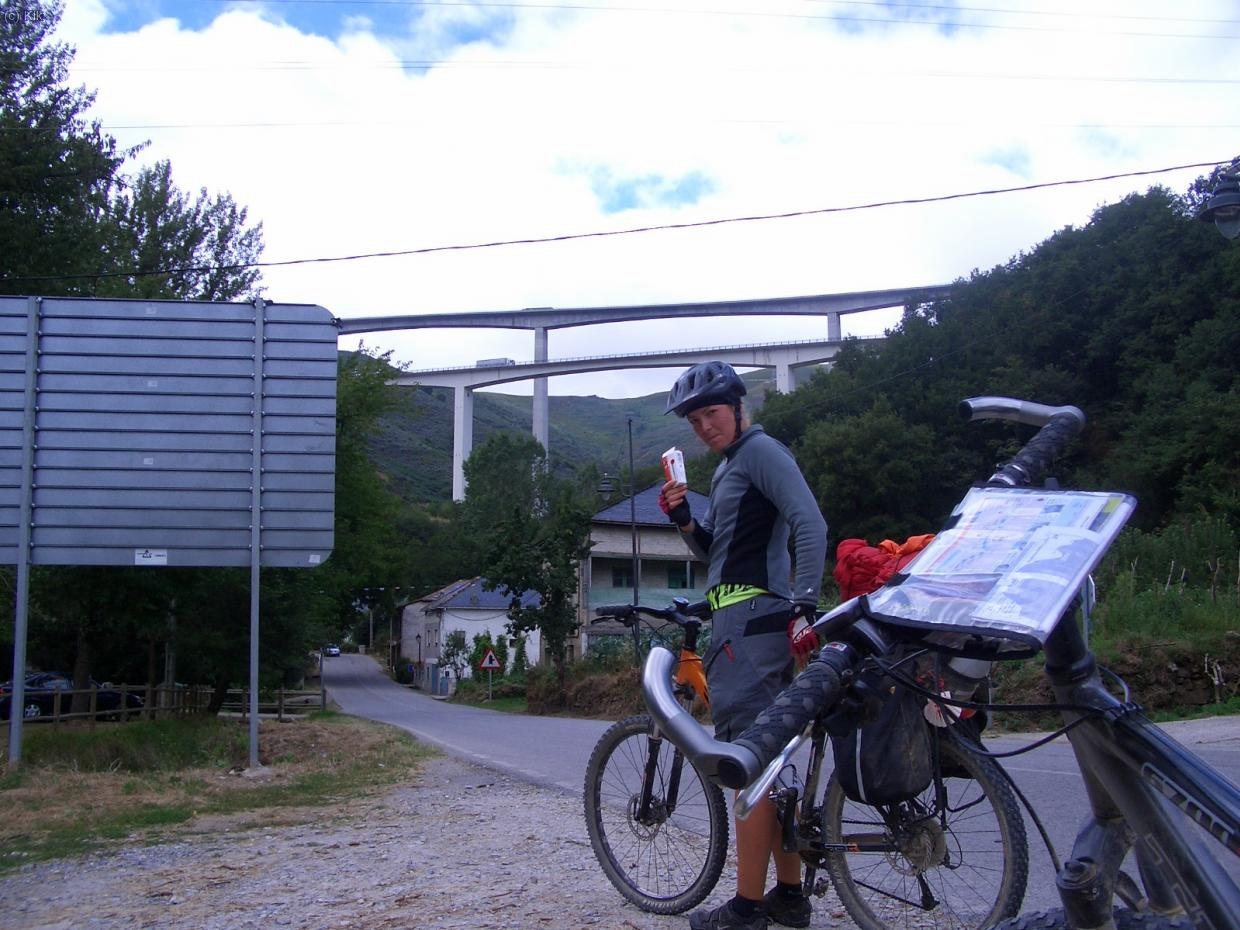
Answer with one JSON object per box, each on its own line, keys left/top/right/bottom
{"left": 0, "top": 672, "right": 145, "bottom": 721}
{"left": 323, "top": 644, "right": 341, "bottom": 657}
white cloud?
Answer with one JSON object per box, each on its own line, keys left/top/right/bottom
{"left": 57, "top": 0, "right": 1240, "bottom": 398}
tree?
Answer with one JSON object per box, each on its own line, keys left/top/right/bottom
{"left": 441, "top": 630, "right": 469, "bottom": 681}
{"left": 97, "top": 160, "right": 264, "bottom": 301}
{"left": 0, "top": 1, "right": 128, "bottom": 296}
{"left": 462, "top": 434, "right": 594, "bottom": 700}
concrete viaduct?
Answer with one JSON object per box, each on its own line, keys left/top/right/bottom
{"left": 337, "top": 285, "right": 952, "bottom": 500}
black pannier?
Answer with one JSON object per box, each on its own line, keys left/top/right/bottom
{"left": 827, "top": 671, "right": 933, "bottom": 805}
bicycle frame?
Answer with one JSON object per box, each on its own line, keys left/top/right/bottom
{"left": 1041, "top": 612, "right": 1240, "bottom": 930}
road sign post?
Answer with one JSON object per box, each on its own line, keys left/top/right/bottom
{"left": 479, "top": 648, "right": 501, "bottom": 700}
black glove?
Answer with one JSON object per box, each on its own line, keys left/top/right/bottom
{"left": 658, "top": 488, "right": 693, "bottom": 528}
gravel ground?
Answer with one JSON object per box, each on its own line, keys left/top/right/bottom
{"left": 0, "top": 754, "right": 855, "bottom": 930}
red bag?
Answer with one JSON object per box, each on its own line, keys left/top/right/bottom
{"left": 834, "top": 534, "right": 935, "bottom": 600}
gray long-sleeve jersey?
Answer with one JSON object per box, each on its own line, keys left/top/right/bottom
{"left": 681, "top": 425, "right": 828, "bottom": 605}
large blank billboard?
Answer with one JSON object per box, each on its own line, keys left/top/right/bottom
{"left": 0, "top": 296, "right": 337, "bottom": 568}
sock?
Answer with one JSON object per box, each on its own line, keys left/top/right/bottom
{"left": 775, "top": 881, "right": 803, "bottom": 900}
{"left": 731, "top": 895, "right": 763, "bottom": 917}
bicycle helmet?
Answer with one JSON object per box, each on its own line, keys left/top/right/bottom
{"left": 665, "top": 361, "right": 747, "bottom": 416}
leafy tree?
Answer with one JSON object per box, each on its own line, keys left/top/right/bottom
{"left": 0, "top": 1, "right": 128, "bottom": 296}
{"left": 97, "top": 159, "right": 264, "bottom": 301}
{"left": 440, "top": 629, "right": 469, "bottom": 680}
{"left": 762, "top": 184, "right": 1239, "bottom": 548}
{"left": 463, "top": 434, "right": 594, "bottom": 699}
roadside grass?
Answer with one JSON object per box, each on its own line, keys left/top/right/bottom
{"left": 0, "top": 711, "right": 432, "bottom": 873}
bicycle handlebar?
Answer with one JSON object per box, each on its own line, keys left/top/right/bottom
{"left": 641, "top": 647, "right": 763, "bottom": 787}
{"left": 593, "top": 600, "right": 710, "bottom": 627}
{"left": 960, "top": 396, "right": 1086, "bottom": 488}
{"left": 640, "top": 642, "right": 858, "bottom": 790}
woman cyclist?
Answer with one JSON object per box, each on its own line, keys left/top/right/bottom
{"left": 660, "top": 361, "right": 828, "bottom": 930}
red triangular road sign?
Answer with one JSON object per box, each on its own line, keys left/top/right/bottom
{"left": 479, "top": 648, "right": 501, "bottom": 670}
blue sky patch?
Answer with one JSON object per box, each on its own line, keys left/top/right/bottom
{"left": 831, "top": 0, "right": 968, "bottom": 38}
{"left": 93, "top": 0, "right": 514, "bottom": 57}
{"left": 981, "top": 146, "right": 1032, "bottom": 178}
{"left": 590, "top": 169, "right": 716, "bottom": 214}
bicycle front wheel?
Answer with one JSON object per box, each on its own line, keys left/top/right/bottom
{"left": 584, "top": 713, "right": 729, "bottom": 914}
{"left": 823, "top": 729, "right": 1029, "bottom": 930}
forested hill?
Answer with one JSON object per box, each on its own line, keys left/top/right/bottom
{"left": 758, "top": 187, "right": 1239, "bottom": 542}
{"left": 368, "top": 373, "right": 776, "bottom": 501}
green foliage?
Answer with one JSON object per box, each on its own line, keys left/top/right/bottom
{"left": 510, "top": 634, "right": 529, "bottom": 678}
{"left": 462, "top": 434, "right": 595, "bottom": 697}
{"left": 468, "top": 630, "right": 508, "bottom": 673}
{"left": 96, "top": 160, "right": 264, "bottom": 301}
{"left": 440, "top": 630, "right": 469, "bottom": 679}
{"left": 0, "top": 1, "right": 127, "bottom": 297}
{"left": 761, "top": 186, "right": 1240, "bottom": 544}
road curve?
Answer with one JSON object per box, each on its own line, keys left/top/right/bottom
{"left": 323, "top": 652, "right": 616, "bottom": 794}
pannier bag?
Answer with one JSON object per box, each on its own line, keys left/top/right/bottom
{"left": 828, "top": 672, "right": 933, "bottom": 805}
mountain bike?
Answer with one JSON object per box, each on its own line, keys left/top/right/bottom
{"left": 641, "top": 396, "right": 1240, "bottom": 930}
{"left": 585, "top": 597, "right": 1030, "bottom": 928}
{"left": 583, "top": 598, "right": 728, "bottom": 914}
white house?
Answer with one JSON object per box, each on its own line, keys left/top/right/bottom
{"left": 399, "top": 578, "right": 541, "bottom": 690}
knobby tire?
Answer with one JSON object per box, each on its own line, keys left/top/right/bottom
{"left": 583, "top": 714, "right": 729, "bottom": 914}
{"left": 823, "top": 729, "right": 1029, "bottom": 930}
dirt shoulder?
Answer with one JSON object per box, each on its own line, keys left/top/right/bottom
{"left": 1, "top": 753, "right": 794, "bottom": 930}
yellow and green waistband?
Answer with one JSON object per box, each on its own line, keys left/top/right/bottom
{"left": 706, "top": 584, "right": 768, "bottom": 611}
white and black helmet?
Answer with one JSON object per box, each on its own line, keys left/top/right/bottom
{"left": 665, "top": 361, "right": 747, "bottom": 417}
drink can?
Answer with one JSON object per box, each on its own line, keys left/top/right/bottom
{"left": 662, "top": 447, "right": 687, "bottom": 484}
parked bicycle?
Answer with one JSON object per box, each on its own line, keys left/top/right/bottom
{"left": 641, "top": 396, "right": 1240, "bottom": 930}
{"left": 584, "top": 598, "right": 727, "bottom": 915}
{"left": 585, "top": 593, "right": 1030, "bottom": 930}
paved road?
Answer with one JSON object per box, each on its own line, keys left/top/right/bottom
{"left": 326, "top": 653, "right": 1240, "bottom": 913}
{"left": 324, "top": 653, "right": 615, "bottom": 793}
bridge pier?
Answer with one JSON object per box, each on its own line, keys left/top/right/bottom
{"left": 452, "top": 386, "right": 474, "bottom": 501}
{"left": 533, "top": 327, "right": 549, "bottom": 452}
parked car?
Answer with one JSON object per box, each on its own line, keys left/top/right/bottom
{"left": 0, "top": 672, "right": 145, "bottom": 721}
{"left": 323, "top": 644, "right": 341, "bottom": 657}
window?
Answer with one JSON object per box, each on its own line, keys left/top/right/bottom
{"left": 612, "top": 565, "right": 633, "bottom": 588}
{"left": 667, "top": 562, "right": 695, "bottom": 589}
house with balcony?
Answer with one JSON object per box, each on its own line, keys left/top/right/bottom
{"left": 578, "top": 482, "right": 710, "bottom": 654}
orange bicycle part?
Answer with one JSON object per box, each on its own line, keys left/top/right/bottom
{"left": 675, "top": 648, "right": 709, "bottom": 707}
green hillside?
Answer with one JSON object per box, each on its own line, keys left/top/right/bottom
{"left": 368, "top": 372, "right": 777, "bottom": 501}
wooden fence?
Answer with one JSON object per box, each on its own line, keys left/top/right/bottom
{"left": 5, "top": 683, "right": 326, "bottom": 726}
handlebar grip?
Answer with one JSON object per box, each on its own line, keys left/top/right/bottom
{"left": 594, "top": 605, "right": 635, "bottom": 622}
{"left": 726, "top": 645, "right": 855, "bottom": 789}
{"left": 959, "top": 396, "right": 1086, "bottom": 489}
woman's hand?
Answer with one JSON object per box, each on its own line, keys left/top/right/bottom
{"left": 658, "top": 479, "right": 694, "bottom": 529}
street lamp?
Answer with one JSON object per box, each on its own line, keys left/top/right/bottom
{"left": 1199, "top": 157, "right": 1240, "bottom": 240}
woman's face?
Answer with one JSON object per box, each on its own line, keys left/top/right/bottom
{"left": 686, "top": 404, "right": 737, "bottom": 454}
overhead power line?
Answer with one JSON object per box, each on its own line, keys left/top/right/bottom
{"left": 1, "top": 158, "right": 1225, "bottom": 286}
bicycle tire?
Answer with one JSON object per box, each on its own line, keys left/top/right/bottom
{"left": 823, "top": 729, "right": 1029, "bottom": 930}
{"left": 990, "top": 908, "right": 1193, "bottom": 930}
{"left": 584, "top": 713, "right": 729, "bottom": 914}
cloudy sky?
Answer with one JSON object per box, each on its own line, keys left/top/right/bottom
{"left": 56, "top": 0, "right": 1240, "bottom": 398}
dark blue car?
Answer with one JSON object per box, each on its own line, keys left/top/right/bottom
{"left": 0, "top": 672, "right": 145, "bottom": 721}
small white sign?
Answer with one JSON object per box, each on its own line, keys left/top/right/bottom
{"left": 134, "top": 548, "right": 169, "bottom": 566}
{"left": 479, "top": 648, "right": 501, "bottom": 670}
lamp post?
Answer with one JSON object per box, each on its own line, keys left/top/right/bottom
{"left": 627, "top": 416, "right": 640, "bottom": 665}
{"left": 1199, "top": 157, "right": 1240, "bottom": 240}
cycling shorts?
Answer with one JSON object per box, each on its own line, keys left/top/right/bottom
{"left": 706, "top": 592, "right": 794, "bottom": 742}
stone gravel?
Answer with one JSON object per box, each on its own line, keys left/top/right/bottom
{"left": 0, "top": 754, "right": 854, "bottom": 930}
